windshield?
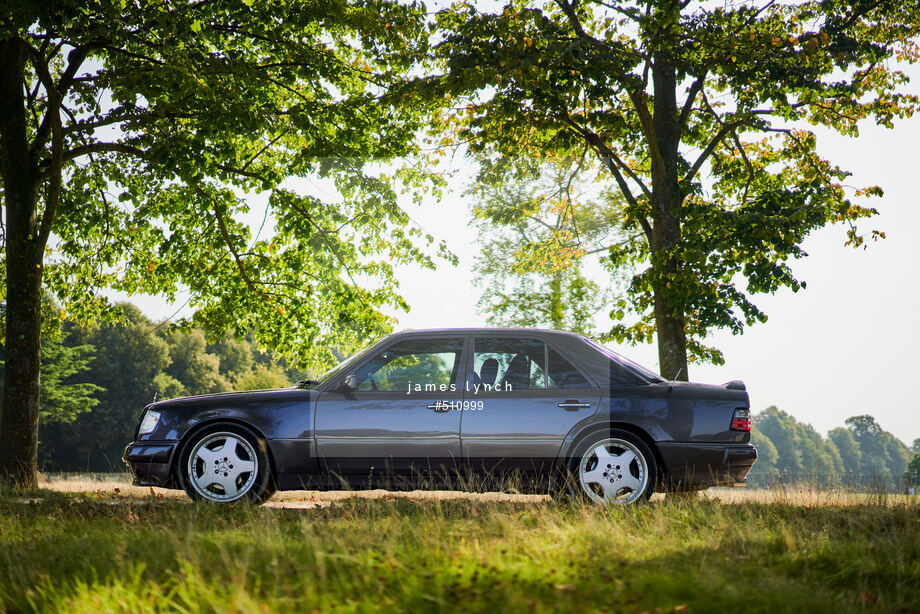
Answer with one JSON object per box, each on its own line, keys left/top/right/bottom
{"left": 581, "top": 337, "right": 665, "bottom": 383}
{"left": 312, "top": 350, "right": 364, "bottom": 385}
{"left": 307, "top": 335, "right": 396, "bottom": 387}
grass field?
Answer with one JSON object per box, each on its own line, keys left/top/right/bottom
{"left": 1, "top": 477, "right": 918, "bottom": 613}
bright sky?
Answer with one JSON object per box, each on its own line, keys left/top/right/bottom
{"left": 123, "top": 75, "right": 920, "bottom": 447}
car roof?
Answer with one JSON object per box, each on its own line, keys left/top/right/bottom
{"left": 391, "top": 327, "right": 589, "bottom": 339}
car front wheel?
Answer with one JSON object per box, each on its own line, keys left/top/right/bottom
{"left": 179, "top": 424, "right": 275, "bottom": 504}
{"left": 568, "top": 430, "right": 656, "bottom": 505}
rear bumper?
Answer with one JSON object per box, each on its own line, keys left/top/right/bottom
{"left": 123, "top": 442, "right": 178, "bottom": 488}
{"left": 657, "top": 442, "right": 757, "bottom": 490}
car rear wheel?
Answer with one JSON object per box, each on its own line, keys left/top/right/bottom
{"left": 179, "top": 424, "right": 275, "bottom": 504}
{"left": 566, "top": 430, "right": 656, "bottom": 505}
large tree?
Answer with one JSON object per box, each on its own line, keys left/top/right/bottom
{"left": 469, "top": 153, "right": 622, "bottom": 334}
{"left": 164, "top": 329, "right": 230, "bottom": 395}
{"left": 430, "top": 0, "right": 919, "bottom": 379}
{"left": 0, "top": 331, "right": 101, "bottom": 427}
{"left": 755, "top": 406, "right": 844, "bottom": 478}
{"left": 906, "top": 453, "right": 920, "bottom": 490}
{"left": 0, "top": 0, "right": 443, "bottom": 486}
{"left": 845, "top": 414, "right": 912, "bottom": 480}
{"left": 39, "top": 303, "right": 170, "bottom": 472}
{"left": 751, "top": 407, "right": 914, "bottom": 489}
{"left": 828, "top": 426, "right": 863, "bottom": 475}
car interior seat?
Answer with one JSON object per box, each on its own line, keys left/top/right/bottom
{"left": 500, "top": 354, "right": 530, "bottom": 390}
{"left": 479, "top": 357, "right": 499, "bottom": 387}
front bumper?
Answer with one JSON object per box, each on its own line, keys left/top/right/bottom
{"left": 657, "top": 442, "right": 758, "bottom": 490}
{"left": 123, "top": 441, "right": 178, "bottom": 488}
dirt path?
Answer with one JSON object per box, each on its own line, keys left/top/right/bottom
{"left": 35, "top": 474, "right": 915, "bottom": 508}
{"left": 37, "top": 475, "right": 550, "bottom": 508}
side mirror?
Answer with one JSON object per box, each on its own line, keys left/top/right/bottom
{"left": 343, "top": 374, "right": 357, "bottom": 390}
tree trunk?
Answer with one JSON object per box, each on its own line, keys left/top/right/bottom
{"left": 548, "top": 272, "right": 564, "bottom": 329}
{"left": 0, "top": 37, "right": 42, "bottom": 487}
{"left": 651, "top": 245, "right": 689, "bottom": 381}
{"left": 649, "top": 29, "right": 690, "bottom": 382}
{"left": 650, "top": 213, "right": 688, "bottom": 381}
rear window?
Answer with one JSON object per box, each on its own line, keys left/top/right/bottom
{"left": 581, "top": 338, "right": 663, "bottom": 384}
{"left": 546, "top": 347, "right": 590, "bottom": 389}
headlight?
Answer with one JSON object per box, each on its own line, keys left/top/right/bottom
{"left": 138, "top": 410, "right": 161, "bottom": 435}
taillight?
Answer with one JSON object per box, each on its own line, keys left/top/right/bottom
{"left": 730, "top": 408, "right": 751, "bottom": 432}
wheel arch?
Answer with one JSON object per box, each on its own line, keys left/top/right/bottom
{"left": 171, "top": 418, "right": 278, "bottom": 488}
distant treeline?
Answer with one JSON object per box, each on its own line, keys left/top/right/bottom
{"left": 0, "top": 302, "right": 309, "bottom": 472}
{"left": 750, "top": 407, "right": 919, "bottom": 491}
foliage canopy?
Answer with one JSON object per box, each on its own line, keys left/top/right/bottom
{"left": 2, "top": 0, "right": 445, "bottom": 363}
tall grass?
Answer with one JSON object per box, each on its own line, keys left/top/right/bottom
{"left": 1, "top": 486, "right": 918, "bottom": 612}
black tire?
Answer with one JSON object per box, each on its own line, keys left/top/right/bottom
{"left": 561, "top": 428, "right": 657, "bottom": 505}
{"left": 178, "top": 423, "right": 276, "bottom": 504}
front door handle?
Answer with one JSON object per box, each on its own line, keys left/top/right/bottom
{"left": 426, "top": 401, "right": 453, "bottom": 412}
{"left": 557, "top": 400, "right": 591, "bottom": 411}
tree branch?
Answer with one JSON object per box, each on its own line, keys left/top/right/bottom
{"left": 730, "top": 129, "right": 756, "bottom": 205}
{"left": 29, "top": 41, "right": 99, "bottom": 156}
{"left": 36, "top": 142, "right": 147, "bottom": 184}
{"left": 283, "top": 198, "right": 373, "bottom": 309}
{"left": 561, "top": 113, "right": 653, "bottom": 241}
{"left": 37, "top": 88, "right": 63, "bottom": 251}
{"left": 560, "top": 110, "right": 653, "bottom": 202}
{"left": 211, "top": 200, "right": 265, "bottom": 299}
{"left": 63, "top": 109, "right": 196, "bottom": 135}
{"left": 64, "top": 142, "right": 145, "bottom": 161}
{"left": 679, "top": 73, "right": 706, "bottom": 127}
{"left": 584, "top": 232, "right": 643, "bottom": 254}
{"left": 215, "top": 163, "right": 271, "bottom": 183}
{"left": 553, "top": 0, "right": 656, "bottom": 152}
{"left": 681, "top": 122, "right": 737, "bottom": 193}
{"left": 681, "top": 90, "right": 754, "bottom": 194}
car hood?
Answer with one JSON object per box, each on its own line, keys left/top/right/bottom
{"left": 147, "top": 387, "right": 313, "bottom": 411}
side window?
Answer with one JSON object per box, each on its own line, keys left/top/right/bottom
{"left": 473, "top": 338, "right": 546, "bottom": 391}
{"left": 354, "top": 338, "right": 463, "bottom": 392}
{"left": 546, "top": 347, "right": 591, "bottom": 389}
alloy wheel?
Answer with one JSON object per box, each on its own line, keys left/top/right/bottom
{"left": 186, "top": 431, "right": 258, "bottom": 502}
{"left": 578, "top": 437, "right": 649, "bottom": 504}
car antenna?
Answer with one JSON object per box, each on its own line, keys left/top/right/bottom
{"left": 152, "top": 390, "right": 158, "bottom": 402}
{"left": 672, "top": 367, "right": 683, "bottom": 381}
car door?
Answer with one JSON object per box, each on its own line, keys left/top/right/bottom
{"left": 461, "top": 335, "right": 601, "bottom": 476}
{"left": 314, "top": 335, "right": 467, "bottom": 480}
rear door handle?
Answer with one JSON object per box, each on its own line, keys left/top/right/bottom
{"left": 557, "top": 400, "right": 591, "bottom": 411}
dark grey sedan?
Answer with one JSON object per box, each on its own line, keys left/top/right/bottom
{"left": 124, "top": 328, "right": 757, "bottom": 504}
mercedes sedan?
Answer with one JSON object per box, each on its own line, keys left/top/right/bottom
{"left": 124, "top": 328, "right": 757, "bottom": 504}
